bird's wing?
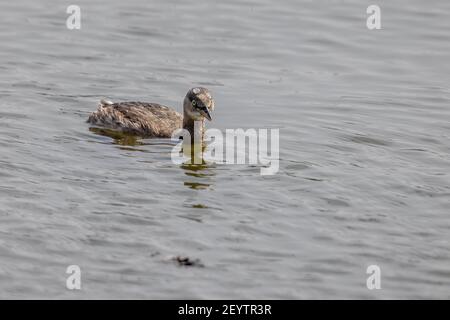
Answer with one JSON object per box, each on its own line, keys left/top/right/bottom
{"left": 88, "top": 101, "right": 182, "bottom": 137}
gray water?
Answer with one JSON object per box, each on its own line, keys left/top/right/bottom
{"left": 0, "top": 0, "right": 449, "bottom": 299}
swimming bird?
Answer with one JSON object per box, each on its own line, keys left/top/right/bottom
{"left": 88, "top": 87, "right": 214, "bottom": 140}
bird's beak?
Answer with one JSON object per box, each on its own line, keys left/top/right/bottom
{"left": 197, "top": 104, "right": 212, "bottom": 121}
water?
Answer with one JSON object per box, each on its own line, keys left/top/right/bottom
{"left": 0, "top": 0, "right": 449, "bottom": 299}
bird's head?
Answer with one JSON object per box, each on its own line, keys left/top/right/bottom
{"left": 183, "top": 87, "right": 214, "bottom": 121}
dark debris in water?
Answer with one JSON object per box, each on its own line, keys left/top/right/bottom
{"left": 172, "top": 256, "right": 204, "bottom": 268}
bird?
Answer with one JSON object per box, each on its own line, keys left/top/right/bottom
{"left": 87, "top": 87, "right": 214, "bottom": 140}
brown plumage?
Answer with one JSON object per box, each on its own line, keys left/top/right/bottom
{"left": 87, "top": 87, "right": 214, "bottom": 139}
{"left": 88, "top": 101, "right": 182, "bottom": 137}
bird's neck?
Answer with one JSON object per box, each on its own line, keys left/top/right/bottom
{"left": 183, "top": 114, "right": 205, "bottom": 144}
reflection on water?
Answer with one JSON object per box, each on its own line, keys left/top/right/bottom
{"left": 183, "top": 181, "right": 210, "bottom": 190}
{"left": 181, "top": 157, "right": 215, "bottom": 190}
{"left": 89, "top": 127, "right": 143, "bottom": 146}
{"left": 91, "top": 125, "right": 216, "bottom": 191}
{"left": 191, "top": 204, "right": 209, "bottom": 209}
{"left": 180, "top": 162, "right": 215, "bottom": 177}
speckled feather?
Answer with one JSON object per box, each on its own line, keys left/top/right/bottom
{"left": 88, "top": 101, "right": 182, "bottom": 138}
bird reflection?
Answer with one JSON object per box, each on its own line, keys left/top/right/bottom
{"left": 89, "top": 127, "right": 142, "bottom": 146}
{"left": 90, "top": 124, "right": 216, "bottom": 192}
{"left": 179, "top": 145, "right": 215, "bottom": 190}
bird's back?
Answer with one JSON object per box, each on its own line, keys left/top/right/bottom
{"left": 88, "top": 101, "right": 182, "bottom": 138}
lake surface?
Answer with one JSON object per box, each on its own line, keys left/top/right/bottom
{"left": 0, "top": 0, "right": 449, "bottom": 299}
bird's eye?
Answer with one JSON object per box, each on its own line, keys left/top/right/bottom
{"left": 192, "top": 100, "right": 196, "bottom": 106}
